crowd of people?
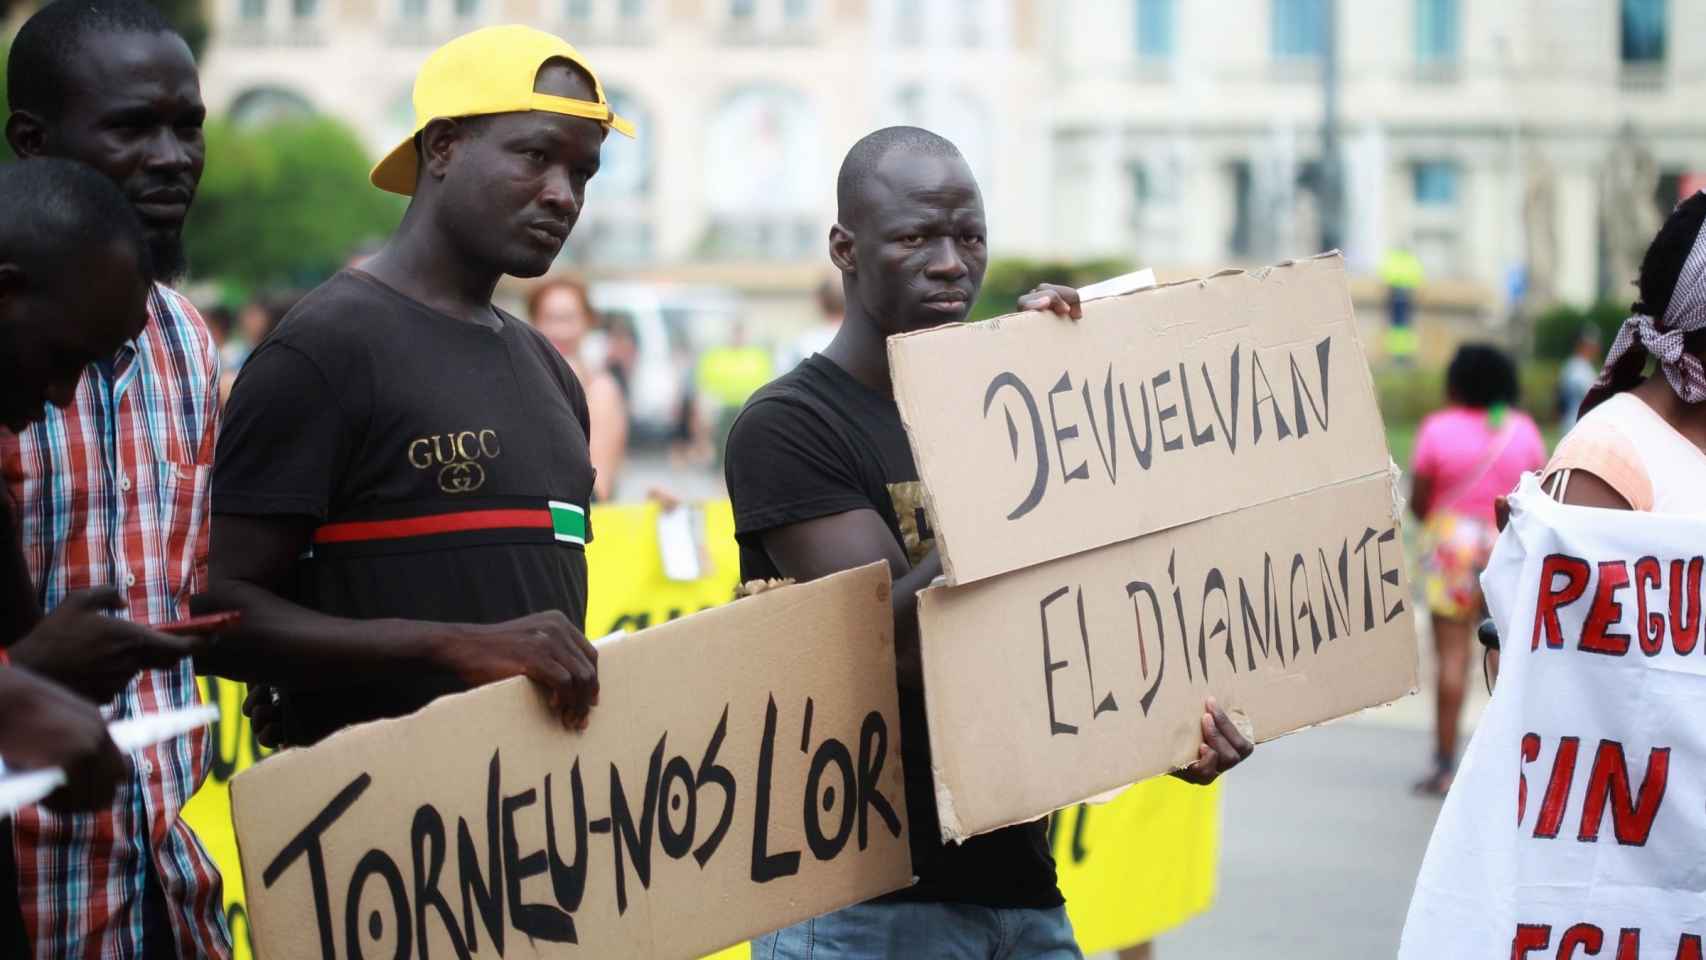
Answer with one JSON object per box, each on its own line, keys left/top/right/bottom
{"left": 1, "top": 2, "right": 1702, "bottom": 958}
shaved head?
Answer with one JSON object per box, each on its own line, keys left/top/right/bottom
{"left": 827, "top": 126, "right": 986, "bottom": 341}
{"left": 836, "top": 126, "right": 964, "bottom": 230}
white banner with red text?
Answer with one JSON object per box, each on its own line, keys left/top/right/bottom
{"left": 1400, "top": 475, "right": 1706, "bottom": 960}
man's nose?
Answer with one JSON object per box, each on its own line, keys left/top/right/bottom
{"left": 538, "top": 167, "right": 581, "bottom": 217}
{"left": 142, "top": 127, "right": 193, "bottom": 173}
{"left": 923, "top": 237, "right": 967, "bottom": 279}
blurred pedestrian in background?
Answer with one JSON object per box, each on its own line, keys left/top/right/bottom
{"left": 1408, "top": 344, "right": 1547, "bottom": 794}
{"left": 775, "top": 274, "right": 845, "bottom": 372}
{"left": 1545, "top": 190, "right": 1706, "bottom": 512}
{"left": 696, "top": 320, "right": 774, "bottom": 466}
{"left": 1556, "top": 326, "right": 1602, "bottom": 431}
{"left": 1380, "top": 244, "right": 1424, "bottom": 366}
{"left": 530, "top": 276, "right": 628, "bottom": 502}
{"left": 603, "top": 312, "right": 638, "bottom": 404}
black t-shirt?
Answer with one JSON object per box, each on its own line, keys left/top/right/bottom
{"left": 214, "top": 270, "right": 595, "bottom": 745}
{"left": 724, "top": 355, "right": 1063, "bottom": 910}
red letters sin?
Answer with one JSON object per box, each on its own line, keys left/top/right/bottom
{"left": 1534, "top": 736, "right": 1581, "bottom": 840}
{"left": 1534, "top": 556, "right": 1591, "bottom": 650}
{"left": 1579, "top": 740, "right": 1671, "bottom": 846}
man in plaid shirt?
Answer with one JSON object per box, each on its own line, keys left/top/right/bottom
{"left": 2, "top": 1, "right": 231, "bottom": 955}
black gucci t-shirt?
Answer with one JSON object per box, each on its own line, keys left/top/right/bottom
{"left": 214, "top": 270, "right": 594, "bottom": 745}
{"left": 724, "top": 355, "right": 1063, "bottom": 911}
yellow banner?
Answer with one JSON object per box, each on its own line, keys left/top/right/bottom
{"left": 181, "top": 500, "right": 1216, "bottom": 958}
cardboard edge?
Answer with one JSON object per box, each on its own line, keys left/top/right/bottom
{"left": 916, "top": 466, "right": 1419, "bottom": 838}
{"left": 885, "top": 252, "right": 1348, "bottom": 346}
{"left": 886, "top": 336, "right": 961, "bottom": 584}
{"left": 230, "top": 560, "right": 902, "bottom": 957}
{"left": 888, "top": 252, "right": 1365, "bottom": 587}
{"left": 229, "top": 561, "right": 894, "bottom": 789}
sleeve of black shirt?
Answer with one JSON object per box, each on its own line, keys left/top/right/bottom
{"left": 725, "top": 397, "right": 873, "bottom": 536}
{"left": 214, "top": 341, "right": 355, "bottom": 520}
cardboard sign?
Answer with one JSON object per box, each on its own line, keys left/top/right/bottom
{"left": 186, "top": 501, "right": 1224, "bottom": 959}
{"left": 230, "top": 562, "right": 910, "bottom": 960}
{"left": 889, "top": 253, "right": 1389, "bottom": 585}
{"left": 1401, "top": 479, "right": 1706, "bottom": 960}
{"left": 917, "top": 472, "right": 1417, "bottom": 841}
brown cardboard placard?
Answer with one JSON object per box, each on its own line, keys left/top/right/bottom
{"left": 231, "top": 562, "right": 910, "bottom": 960}
{"left": 888, "top": 253, "right": 1390, "bottom": 585}
{"left": 917, "top": 473, "right": 1417, "bottom": 842}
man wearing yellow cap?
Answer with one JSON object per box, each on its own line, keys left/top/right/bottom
{"left": 200, "top": 26, "right": 633, "bottom": 747}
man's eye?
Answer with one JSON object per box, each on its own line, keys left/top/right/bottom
{"left": 962, "top": 233, "right": 985, "bottom": 246}
{"left": 898, "top": 234, "right": 924, "bottom": 245}
{"left": 522, "top": 149, "right": 547, "bottom": 163}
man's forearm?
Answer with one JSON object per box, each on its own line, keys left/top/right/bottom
{"left": 194, "top": 578, "right": 460, "bottom": 686}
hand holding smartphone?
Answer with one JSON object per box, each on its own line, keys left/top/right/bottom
{"left": 158, "top": 611, "right": 241, "bottom": 637}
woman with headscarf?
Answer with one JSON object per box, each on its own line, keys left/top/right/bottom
{"left": 1544, "top": 191, "right": 1706, "bottom": 512}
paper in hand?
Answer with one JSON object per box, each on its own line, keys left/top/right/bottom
{"left": 1076, "top": 268, "right": 1158, "bottom": 303}
{"left": 0, "top": 703, "right": 219, "bottom": 816}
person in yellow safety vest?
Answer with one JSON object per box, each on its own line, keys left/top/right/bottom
{"left": 697, "top": 323, "right": 775, "bottom": 463}
{"left": 1380, "top": 246, "right": 1425, "bottom": 365}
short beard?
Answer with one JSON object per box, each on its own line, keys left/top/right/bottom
{"left": 146, "top": 231, "right": 188, "bottom": 285}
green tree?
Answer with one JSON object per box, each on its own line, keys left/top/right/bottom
{"left": 186, "top": 117, "right": 403, "bottom": 293}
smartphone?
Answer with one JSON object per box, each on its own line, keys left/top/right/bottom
{"left": 159, "top": 611, "right": 241, "bottom": 636}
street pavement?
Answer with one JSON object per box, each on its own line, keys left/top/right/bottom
{"left": 1103, "top": 619, "right": 1490, "bottom": 960}
{"left": 1146, "top": 718, "right": 1446, "bottom": 959}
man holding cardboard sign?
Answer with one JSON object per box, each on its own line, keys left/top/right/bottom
{"left": 725, "top": 126, "right": 1251, "bottom": 958}
{"left": 202, "top": 26, "right": 633, "bottom": 745}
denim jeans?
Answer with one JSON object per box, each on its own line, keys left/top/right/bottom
{"left": 753, "top": 900, "right": 1084, "bottom": 960}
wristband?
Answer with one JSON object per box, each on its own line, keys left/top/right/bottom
{"left": 0, "top": 647, "right": 10, "bottom": 667}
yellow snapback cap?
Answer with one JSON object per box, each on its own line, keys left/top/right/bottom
{"left": 370, "top": 24, "right": 636, "bottom": 196}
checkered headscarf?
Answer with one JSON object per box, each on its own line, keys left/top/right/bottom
{"left": 1581, "top": 191, "right": 1706, "bottom": 415}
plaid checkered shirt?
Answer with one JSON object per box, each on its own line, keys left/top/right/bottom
{"left": 1, "top": 285, "right": 232, "bottom": 958}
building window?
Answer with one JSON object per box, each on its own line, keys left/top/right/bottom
{"left": 619, "top": 0, "right": 646, "bottom": 19}
{"left": 1413, "top": 161, "right": 1459, "bottom": 207}
{"left": 955, "top": 0, "right": 984, "bottom": 47}
{"left": 564, "top": 0, "right": 593, "bottom": 20}
{"left": 596, "top": 90, "right": 651, "bottom": 199}
{"left": 230, "top": 87, "right": 317, "bottom": 127}
{"left": 730, "top": 0, "right": 756, "bottom": 21}
{"left": 704, "top": 86, "right": 822, "bottom": 260}
{"left": 400, "top": 0, "right": 427, "bottom": 20}
{"left": 240, "top": 0, "right": 267, "bottom": 21}
{"left": 1271, "top": 0, "right": 1325, "bottom": 59}
{"left": 1621, "top": 0, "right": 1666, "bottom": 64}
{"left": 1415, "top": 0, "right": 1457, "bottom": 63}
{"left": 783, "top": 0, "right": 810, "bottom": 22}
{"left": 454, "top": 0, "right": 479, "bottom": 18}
{"left": 1135, "top": 0, "right": 1175, "bottom": 58}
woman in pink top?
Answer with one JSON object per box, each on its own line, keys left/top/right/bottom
{"left": 1409, "top": 345, "right": 1547, "bottom": 794}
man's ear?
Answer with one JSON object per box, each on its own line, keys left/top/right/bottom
{"left": 419, "top": 117, "right": 464, "bottom": 182}
{"left": 828, "top": 222, "right": 857, "bottom": 275}
{"left": 5, "top": 111, "right": 47, "bottom": 160}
